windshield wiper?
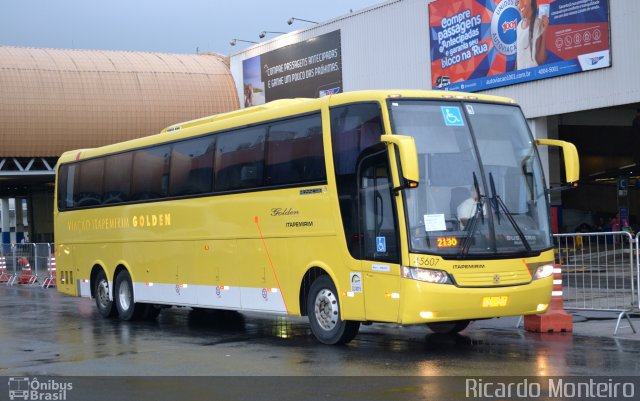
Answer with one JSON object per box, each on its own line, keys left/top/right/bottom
{"left": 489, "top": 172, "right": 501, "bottom": 225}
{"left": 460, "top": 172, "right": 485, "bottom": 258}
{"left": 488, "top": 172, "right": 532, "bottom": 252}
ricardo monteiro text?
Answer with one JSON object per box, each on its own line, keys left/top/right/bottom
{"left": 466, "top": 378, "right": 634, "bottom": 398}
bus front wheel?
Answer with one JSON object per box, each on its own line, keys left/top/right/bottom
{"left": 307, "top": 275, "right": 360, "bottom": 345}
{"left": 94, "top": 270, "right": 117, "bottom": 318}
{"left": 114, "top": 270, "right": 145, "bottom": 321}
{"left": 427, "top": 320, "right": 470, "bottom": 334}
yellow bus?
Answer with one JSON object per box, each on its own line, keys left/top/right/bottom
{"left": 55, "top": 90, "right": 579, "bottom": 344}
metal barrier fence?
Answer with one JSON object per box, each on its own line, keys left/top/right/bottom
{"left": 3, "top": 238, "right": 639, "bottom": 335}
{"left": 0, "top": 243, "right": 55, "bottom": 288}
{"left": 554, "top": 232, "right": 637, "bottom": 335}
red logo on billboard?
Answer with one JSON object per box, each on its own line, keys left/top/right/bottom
{"left": 502, "top": 19, "right": 517, "bottom": 33}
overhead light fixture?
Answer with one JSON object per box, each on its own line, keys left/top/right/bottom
{"left": 258, "top": 31, "right": 286, "bottom": 39}
{"left": 287, "top": 17, "right": 319, "bottom": 25}
{"left": 229, "top": 38, "right": 258, "bottom": 46}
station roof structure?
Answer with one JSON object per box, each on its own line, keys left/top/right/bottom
{"left": 0, "top": 46, "right": 240, "bottom": 157}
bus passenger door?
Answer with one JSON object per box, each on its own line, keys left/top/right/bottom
{"left": 358, "top": 150, "right": 401, "bottom": 323}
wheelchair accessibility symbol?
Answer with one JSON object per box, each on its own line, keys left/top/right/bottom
{"left": 376, "top": 236, "right": 386, "bottom": 253}
{"left": 441, "top": 106, "right": 464, "bottom": 126}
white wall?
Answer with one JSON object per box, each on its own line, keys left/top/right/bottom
{"left": 230, "top": 0, "right": 431, "bottom": 104}
{"left": 230, "top": 0, "right": 640, "bottom": 119}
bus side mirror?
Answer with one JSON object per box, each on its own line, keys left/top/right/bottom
{"left": 380, "top": 134, "right": 419, "bottom": 189}
{"left": 535, "top": 139, "right": 580, "bottom": 185}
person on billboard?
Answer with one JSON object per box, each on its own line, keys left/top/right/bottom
{"left": 244, "top": 83, "right": 254, "bottom": 107}
{"left": 516, "top": 0, "right": 549, "bottom": 69}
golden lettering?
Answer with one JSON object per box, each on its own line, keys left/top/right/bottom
{"left": 66, "top": 213, "right": 169, "bottom": 232}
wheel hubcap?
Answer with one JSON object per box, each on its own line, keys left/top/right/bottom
{"left": 97, "top": 280, "right": 110, "bottom": 308}
{"left": 118, "top": 280, "right": 131, "bottom": 311}
{"left": 314, "top": 288, "right": 339, "bottom": 331}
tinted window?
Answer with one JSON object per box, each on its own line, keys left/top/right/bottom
{"left": 330, "top": 103, "right": 384, "bottom": 259}
{"left": 57, "top": 164, "right": 76, "bottom": 210}
{"left": 103, "top": 153, "right": 133, "bottom": 204}
{"left": 266, "top": 114, "right": 325, "bottom": 186}
{"left": 75, "top": 158, "right": 104, "bottom": 207}
{"left": 170, "top": 136, "right": 215, "bottom": 196}
{"left": 131, "top": 145, "right": 171, "bottom": 200}
{"left": 215, "top": 126, "right": 266, "bottom": 191}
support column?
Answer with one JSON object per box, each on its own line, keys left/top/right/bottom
{"left": 528, "top": 116, "right": 550, "bottom": 183}
{"left": 529, "top": 116, "right": 563, "bottom": 234}
{"left": 1, "top": 198, "right": 10, "bottom": 244}
{"left": 15, "top": 197, "right": 25, "bottom": 244}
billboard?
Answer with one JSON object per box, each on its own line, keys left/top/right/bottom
{"left": 242, "top": 30, "right": 342, "bottom": 107}
{"left": 429, "top": 0, "right": 610, "bottom": 92}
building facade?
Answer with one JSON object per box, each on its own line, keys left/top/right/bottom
{"left": 229, "top": 0, "right": 640, "bottom": 232}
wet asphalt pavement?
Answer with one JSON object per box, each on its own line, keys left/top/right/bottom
{"left": 1, "top": 286, "right": 639, "bottom": 400}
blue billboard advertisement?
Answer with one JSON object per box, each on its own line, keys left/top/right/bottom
{"left": 429, "top": 0, "right": 611, "bottom": 92}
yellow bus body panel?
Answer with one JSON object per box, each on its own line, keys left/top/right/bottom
{"left": 54, "top": 89, "right": 553, "bottom": 326}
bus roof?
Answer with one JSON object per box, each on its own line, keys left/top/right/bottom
{"left": 58, "top": 89, "right": 516, "bottom": 164}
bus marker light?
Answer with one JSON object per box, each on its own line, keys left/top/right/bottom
{"left": 420, "top": 311, "right": 434, "bottom": 319}
{"left": 385, "top": 292, "right": 400, "bottom": 299}
{"left": 346, "top": 292, "right": 355, "bottom": 297}
{"left": 204, "top": 245, "right": 210, "bottom": 251}
{"left": 145, "top": 282, "right": 154, "bottom": 287}
{"left": 537, "top": 303, "right": 548, "bottom": 312}
{"left": 270, "top": 288, "right": 279, "bottom": 293}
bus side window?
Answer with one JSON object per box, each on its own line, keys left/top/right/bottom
{"left": 215, "top": 126, "right": 266, "bottom": 191}
{"left": 131, "top": 145, "right": 171, "bottom": 201}
{"left": 169, "top": 136, "right": 215, "bottom": 196}
{"left": 330, "top": 103, "right": 385, "bottom": 260}
{"left": 265, "top": 113, "right": 325, "bottom": 186}
{"left": 76, "top": 158, "right": 104, "bottom": 207}
{"left": 103, "top": 152, "right": 133, "bottom": 204}
{"left": 57, "top": 164, "right": 76, "bottom": 210}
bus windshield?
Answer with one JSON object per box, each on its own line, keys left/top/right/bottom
{"left": 389, "top": 100, "right": 551, "bottom": 258}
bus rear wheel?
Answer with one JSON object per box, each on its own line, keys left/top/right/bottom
{"left": 94, "top": 270, "right": 117, "bottom": 318}
{"left": 307, "top": 275, "right": 360, "bottom": 345}
{"left": 114, "top": 270, "right": 146, "bottom": 321}
{"left": 427, "top": 320, "right": 470, "bottom": 334}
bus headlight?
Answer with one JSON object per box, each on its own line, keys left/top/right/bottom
{"left": 402, "top": 266, "right": 452, "bottom": 284}
{"left": 533, "top": 264, "right": 554, "bottom": 280}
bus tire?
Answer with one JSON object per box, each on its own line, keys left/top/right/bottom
{"left": 307, "top": 275, "right": 360, "bottom": 345}
{"left": 94, "top": 270, "right": 117, "bottom": 318}
{"left": 427, "top": 320, "right": 470, "bottom": 334}
{"left": 114, "top": 270, "right": 145, "bottom": 321}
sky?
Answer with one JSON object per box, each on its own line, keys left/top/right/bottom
{"left": 0, "top": 0, "right": 385, "bottom": 55}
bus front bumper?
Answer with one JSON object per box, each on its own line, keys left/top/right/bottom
{"left": 398, "top": 276, "right": 553, "bottom": 324}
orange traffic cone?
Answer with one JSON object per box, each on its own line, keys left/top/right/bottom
{"left": 524, "top": 265, "right": 573, "bottom": 333}
{"left": 17, "top": 256, "right": 36, "bottom": 285}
